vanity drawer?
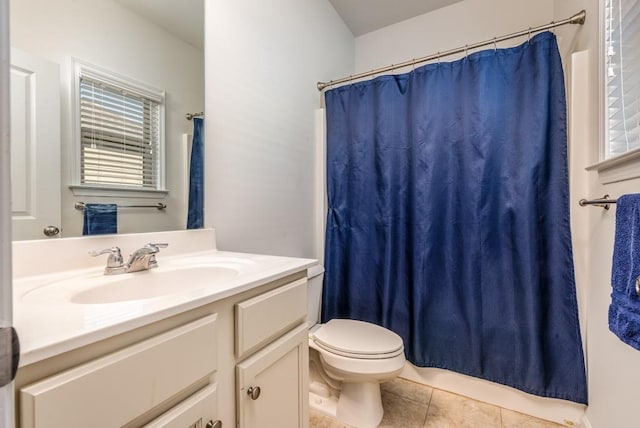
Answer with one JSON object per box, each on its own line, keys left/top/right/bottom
{"left": 235, "top": 277, "right": 307, "bottom": 359}
{"left": 20, "top": 314, "right": 218, "bottom": 428}
{"left": 143, "top": 383, "right": 219, "bottom": 428}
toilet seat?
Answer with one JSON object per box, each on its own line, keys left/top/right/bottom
{"left": 312, "top": 319, "right": 404, "bottom": 360}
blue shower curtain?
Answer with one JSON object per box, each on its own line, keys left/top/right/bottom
{"left": 187, "top": 117, "right": 204, "bottom": 229}
{"left": 322, "top": 32, "right": 587, "bottom": 404}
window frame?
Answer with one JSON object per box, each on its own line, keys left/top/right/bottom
{"left": 69, "top": 58, "right": 167, "bottom": 198}
{"left": 588, "top": 0, "right": 640, "bottom": 183}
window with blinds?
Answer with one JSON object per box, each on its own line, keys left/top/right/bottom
{"left": 605, "top": 0, "right": 640, "bottom": 158}
{"left": 74, "top": 62, "right": 165, "bottom": 192}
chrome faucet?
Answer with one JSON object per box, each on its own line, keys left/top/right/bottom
{"left": 126, "top": 243, "right": 168, "bottom": 273}
{"left": 90, "top": 243, "right": 168, "bottom": 275}
{"left": 89, "top": 247, "right": 126, "bottom": 275}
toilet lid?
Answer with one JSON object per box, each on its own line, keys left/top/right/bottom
{"left": 313, "top": 319, "right": 404, "bottom": 358}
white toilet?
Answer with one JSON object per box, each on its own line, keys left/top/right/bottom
{"left": 307, "top": 265, "right": 406, "bottom": 428}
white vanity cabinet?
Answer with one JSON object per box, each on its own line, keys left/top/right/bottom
{"left": 15, "top": 269, "right": 310, "bottom": 428}
{"left": 20, "top": 314, "right": 221, "bottom": 428}
{"left": 234, "top": 278, "right": 309, "bottom": 428}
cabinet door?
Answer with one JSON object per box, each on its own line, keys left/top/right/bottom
{"left": 236, "top": 324, "right": 308, "bottom": 428}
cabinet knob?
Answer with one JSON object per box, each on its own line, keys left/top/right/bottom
{"left": 206, "top": 420, "right": 222, "bottom": 428}
{"left": 247, "top": 386, "right": 261, "bottom": 400}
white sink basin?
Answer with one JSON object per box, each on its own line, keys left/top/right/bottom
{"left": 71, "top": 266, "right": 239, "bottom": 304}
{"left": 21, "top": 258, "right": 249, "bottom": 305}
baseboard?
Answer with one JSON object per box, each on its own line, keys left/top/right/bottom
{"left": 580, "top": 414, "right": 593, "bottom": 428}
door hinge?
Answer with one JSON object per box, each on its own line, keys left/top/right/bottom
{"left": 0, "top": 327, "right": 19, "bottom": 387}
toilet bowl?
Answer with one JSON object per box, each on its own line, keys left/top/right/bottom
{"left": 307, "top": 266, "right": 406, "bottom": 428}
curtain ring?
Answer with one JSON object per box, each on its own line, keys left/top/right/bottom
{"left": 412, "top": 58, "right": 416, "bottom": 72}
{"left": 464, "top": 45, "right": 469, "bottom": 59}
{"left": 493, "top": 38, "right": 497, "bottom": 52}
{"left": 528, "top": 27, "right": 532, "bottom": 42}
{"left": 437, "top": 52, "right": 441, "bottom": 64}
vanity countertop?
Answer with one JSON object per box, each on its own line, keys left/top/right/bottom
{"left": 13, "top": 233, "right": 316, "bottom": 367}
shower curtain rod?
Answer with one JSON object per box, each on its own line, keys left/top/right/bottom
{"left": 317, "top": 9, "right": 586, "bottom": 91}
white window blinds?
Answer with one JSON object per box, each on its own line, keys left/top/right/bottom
{"left": 79, "top": 73, "right": 162, "bottom": 189}
{"left": 605, "top": 0, "right": 640, "bottom": 158}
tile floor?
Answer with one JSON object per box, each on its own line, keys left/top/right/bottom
{"left": 309, "top": 378, "right": 564, "bottom": 428}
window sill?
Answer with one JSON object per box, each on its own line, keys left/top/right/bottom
{"left": 586, "top": 148, "right": 640, "bottom": 184}
{"left": 69, "top": 185, "right": 168, "bottom": 199}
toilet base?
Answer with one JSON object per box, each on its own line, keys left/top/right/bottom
{"left": 337, "top": 381, "right": 384, "bottom": 428}
{"left": 309, "top": 381, "right": 383, "bottom": 428}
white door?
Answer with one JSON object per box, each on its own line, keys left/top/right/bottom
{"left": 10, "top": 48, "right": 60, "bottom": 240}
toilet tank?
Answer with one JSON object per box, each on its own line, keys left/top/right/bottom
{"left": 307, "top": 264, "right": 325, "bottom": 328}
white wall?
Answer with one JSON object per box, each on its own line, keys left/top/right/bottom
{"left": 554, "top": 1, "right": 640, "bottom": 427}
{"left": 10, "top": 0, "right": 204, "bottom": 237}
{"left": 354, "top": 1, "right": 591, "bottom": 424}
{"left": 205, "top": 0, "right": 354, "bottom": 258}
{"left": 355, "top": 0, "right": 554, "bottom": 74}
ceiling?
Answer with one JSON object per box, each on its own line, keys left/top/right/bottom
{"left": 113, "top": 0, "right": 204, "bottom": 50}
{"left": 329, "top": 0, "right": 463, "bottom": 36}
{"left": 112, "top": 0, "right": 463, "bottom": 50}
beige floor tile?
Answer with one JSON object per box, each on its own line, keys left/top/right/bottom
{"left": 310, "top": 384, "right": 561, "bottom": 428}
{"left": 424, "top": 389, "right": 501, "bottom": 428}
{"left": 309, "top": 409, "right": 353, "bottom": 428}
{"left": 379, "top": 386, "right": 430, "bottom": 427}
{"left": 381, "top": 378, "right": 434, "bottom": 404}
{"left": 500, "top": 409, "right": 564, "bottom": 428}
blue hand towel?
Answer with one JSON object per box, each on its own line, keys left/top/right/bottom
{"left": 187, "top": 117, "right": 204, "bottom": 229}
{"left": 82, "top": 204, "right": 117, "bottom": 236}
{"left": 609, "top": 194, "right": 640, "bottom": 350}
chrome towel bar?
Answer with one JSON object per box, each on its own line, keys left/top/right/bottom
{"left": 75, "top": 202, "right": 167, "bottom": 211}
{"left": 578, "top": 195, "right": 617, "bottom": 210}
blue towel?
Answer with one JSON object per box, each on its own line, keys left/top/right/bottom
{"left": 187, "top": 117, "right": 204, "bottom": 229}
{"left": 609, "top": 194, "right": 640, "bottom": 350}
{"left": 82, "top": 204, "right": 117, "bottom": 236}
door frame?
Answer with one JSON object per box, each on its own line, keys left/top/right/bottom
{"left": 0, "top": 0, "right": 15, "bottom": 426}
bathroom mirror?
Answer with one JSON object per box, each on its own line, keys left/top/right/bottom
{"left": 10, "top": 0, "right": 204, "bottom": 240}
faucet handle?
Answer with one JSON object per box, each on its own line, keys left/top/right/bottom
{"left": 145, "top": 243, "right": 168, "bottom": 252}
{"left": 89, "top": 247, "right": 124, "bottom": 269}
